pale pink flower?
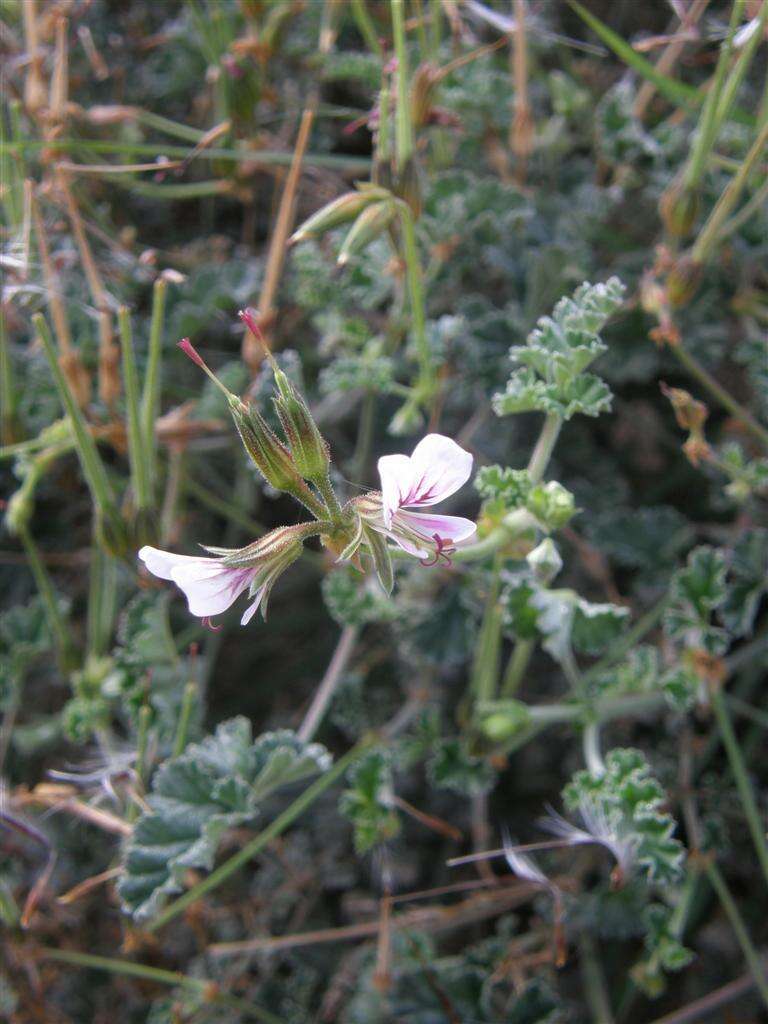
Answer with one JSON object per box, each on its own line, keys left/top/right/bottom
{"left": 139, "top": 526, "right": 305, "bottom": 627}
{"left": 372, "top": 433, "right": 476, "bottom": 560}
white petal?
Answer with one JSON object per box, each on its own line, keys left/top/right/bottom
{"left": 138, "top": 546, "right": 212, "bottom": 581}
{"left": 377, "top": 453, "right": 416, "bottom": 528}
{"left": 396, "top": 510, "right": 477, "bottom": 545}
{"left": 170, "top": 562, "right": 253, "bottom": 618}
{"left": 240, "top": 589, "right": 265, "bottom": 625}
{"left": 405, "top": 434, "right": 473, "bottom": 508}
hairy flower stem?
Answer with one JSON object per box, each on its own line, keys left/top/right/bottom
{"left": 498, "top": 412, "right": 563, "bottom": 695}
{"left": 172, "top": 681, "right": 198, "bottom": 758}
{"left": 86, "top": 534, "right": 117, "bottom": 660}
{"left": 396, "top": 200, "right": 434, "bottom": 406}
{"left": 38, "top": 949, "right": 284, "bottom": 1024}
{"left": 118, "top": 306, "right": 152, "bottom": 514}
{"left": 391, "top": 0, "right": 414, "bottom": 171}
{"left": 18, "top": 524, "right": 78, "bottom": 671}
{"left": 314, "top": 471, "right": 345, "bottom": 524}
{"left": 140, "top": 277, "right": 167, "bottom": 498}
{"left": 146, "top": 737, "right": 374, "bottom": 932}
{"left": 298, "top": 625, "right": 360, "bottom": 742}
{"left": 670, "top": 342, "right": 768, "bottom": 450}
{"left": 710, "top": 688, "right": 768, "bottom": 887}
{"left": 705, "top": 860, "right": 768, "bottom": 1008}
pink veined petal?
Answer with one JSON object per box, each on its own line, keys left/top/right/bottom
{"left": 377, "top": 453, "right": 416, "bottom": 528}
{"left": 138, "top": 545, "right": 214, "bottom": 581}
{"left": 170, "top": 562, "right": 254, "bottom": 618}
{"left": 368, "top": 521, "right": 430, "bottom": 559}
{"left": 240, "top": 588, "right": 265, "bottom": 625}
{"left": 395, "top": 510, "right": 477, "bottom": 545}
{"left": 404, "top": 434, "right": 473, "bottom": 509}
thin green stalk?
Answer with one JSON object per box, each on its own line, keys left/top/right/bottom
{"left": 140, "top": 278, "right": 167, "bottom": 497}
{"left": 0, "top": 308, "right": 17, "bottom": 444}
{"left": 501, "top": 637, "right": 534, "bottom": 697}
{"left": 147, "top": 738, "right": 374, "bottom": 932}
{"left": 471, "top": 557, "right": 504, "bottom": 704}
{"left": 705, "top": 860, "right": 768, "bottom": 1008}
{"left": 719, "top": 175, "right": 768, "bottom": 240}
{"left": 351, "top": 0, "right": 383, "bottom": 58}
{"left": 314, "top": 471, "right": 345, "bottom": 523}
{"left": 684, "top": 0, "right": 745, "bottom": 189}
{"left": 38, "top": 948, "right": 284, "bottom": 1024}
{"left": 86, "top": 537, "right": 118, "bottom": 659}
{"left": 710, "top": 687, "right": 768, "bottom": 886}
{"left": 670, "top": 341, "right": 768, "bottom": 449}
{"left": 34, "top": 313, "right": 120, "bottom": 523}
{"left": 118, "top": 306, "right": 152, "bottom": 512}
{"left": 714, "top": 0, "right": 768, "bottom": 129}
{"left": 135, "top": 704, "right": 152, "bottom": 789}
{"left": 580, "top": 932, "right": 615, "bottom": 1024}
{"left": 692, "top": 120, "right": 768, "bottom": 265}
{"left": 391, "top": 0, "right": 414, "bottom": 170}
{"left": 527, "top": 412, "right": 562, "bottom": 483}
{"left": 19, "top": 524, "right": 78, "bottom": 671}
{"left": 172, "top": 682, "right": 198, "bottom": 758}
{"left": 582, "top": 719, "right": 605, "bottom": 776}
{"left": 396, "top": 200, "right": 433, "bottom": 399}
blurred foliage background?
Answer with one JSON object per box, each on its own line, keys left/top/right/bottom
{"left": 1, "top": 0, "right": 767, "bottom": 1021}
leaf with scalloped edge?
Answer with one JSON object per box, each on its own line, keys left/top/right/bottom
{"left": 339, "top": 749, "right": 399, "bottom": 854}
{"left": 564, "top": 748, "right": 685, "bottom": 885}
{"left": 118, "top": 719, "right": 331, "bottom": 921}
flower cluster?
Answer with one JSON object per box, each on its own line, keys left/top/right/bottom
{"left": 139, "top": 316, "right": 477, "bottom": 627}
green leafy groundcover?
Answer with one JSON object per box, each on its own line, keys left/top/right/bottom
{"left": 2, "top": 0, "right": 768, "bottom": 1021}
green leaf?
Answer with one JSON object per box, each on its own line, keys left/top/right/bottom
{"left": 474, "top": 465, "right": 532, "bottom": 506}
{"left": 492, "top": 368, "right": 550, "bottom": 417}
{"left": 428, "top": 738, "right": 495, "bottom": 796}
{"left": 571, "top": 598, "right": 630, "bottom": 655}
{"left": 339, "top": 749, "right": 400, "bottom": 854}
{"left": 721, "top": 529, "right": 768, "bottom": 637}
{"left": 545, "top": 373, "right": 613, "bottom": 420}
{"left": 118, "top": 719, "right": 331, "bottom": 920}
{"left": 323, "top": 565, "right": 396, "bottom": 627}
{"left": 631, "top": 903, "right": 695, "bottom": 997}
{"left": 564, "top": 748, "right": 685, "bottom": 885}
{"left": 664, "top": 546, "right": 729, "bottom": 654}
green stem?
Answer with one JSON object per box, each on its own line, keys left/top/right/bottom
{"left": 118, "top": 306, "right": 152, "bottom": 512}
{"left": 670, "top": 341, "right": 768, "bottom": 450}
{"left": 314, "top": 471, "right": 345, "bottom": 523}
{"left": 396, "top": 201, "right": 433, "bottom": 399}
{"left": 527, "top": 412, "right": 562, "bottom": 484}
{"left": 172, "top": 681, "right": 198, "bottom": 757}
{"left": 146, "top": 738, "right": 374, "bottom": 932}
{"left": 390, "top": 0, "right": 414, "bottom": 170}
{"left": 713, "top": 0, "right": 768, "bottom": 129}
{"left": 38, "top": 949, "right": 284, "bottom": 1024}
{"left": 580, "top": 932, "right": 615, "bottom": 1024}
{"left": 351, "top": 0, "right": 383, "bottom": 57}
{"left": 140, "top": 278, "right": 167, "bottom": 499}
{"left": 0, "top": 308, "right": 17, "bottom": 444}
{"left": 19, "top": 524, "right": 78, "bottom": 671}
{"left": 33, "top": 313, "right": 118, "bottom": 519}
{"left": 692, "top": 120, "right": 768, "bottom": 266}
{"left": 582, "top": 719, "right": 605, "bottom": 776}
{"left": 501, "top": 638, "right": 534, "bottom": 697}
{"left": 135, "top": 704, "right": 152, "bottom": 789}
{"left": 684, "top": 0, "right": 745, "bottom": 189}
{"left": 471, "top": 557, "right": 504, "bottom": 704}
{"left": 86, "top": 535, "right": 118, "bottom": 659}
{"left": 704, "top": 860, "right": 768, "bottom": 1008}
{"left": 710, "top": 687, "right": 768, "bottom": 887}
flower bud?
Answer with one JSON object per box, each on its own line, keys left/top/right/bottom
{"left": 230, "top": 395, "right": 305, "bottom": 492}
{"left": 526, "top": 481, "right": 576, "bottom": 531}
{"left": 290, "top": 185, "right": 392, "bottom": 245}
{"left": 659, "top": 180, "right": 700, "bottom": 239}
{"left": 666, "top": 256, "right": 702, "bottom": 307}
{"left": 338, "top": 200, "right": 396, "bottom": 266}
{"left": 272, "top": 370, "right": 330, "bottom": 484}
{"left": 526, "top": 538, "right": 563, "bottom": 585}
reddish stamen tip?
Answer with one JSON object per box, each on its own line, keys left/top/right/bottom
{"left": 178, "top": 337, "right": 207, "bottom": 370}
{"left": 238, "top": 307, "right": 263, "bottom": 339}
{"left": 419, "top": 533, "right": 456, "bottom": 568}
{"left": 201, "top": 616, "right": 223, "bottom": 632}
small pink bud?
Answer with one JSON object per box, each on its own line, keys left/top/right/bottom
{"left": 238, "top": 307, "right": 263, "bottom": 339}
{"left": 178, "top": 337, "right": 207, "bottom": 370}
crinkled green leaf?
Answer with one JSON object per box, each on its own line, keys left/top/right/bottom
{"left": 339, "top": 749, "right": 399, "bottom": 854}
{"left": 664, "top": 546, "right": 729, "bottom": 654}
{"left": 631, "top": 903, "right": 695, "bottom": 997}
{"left": 323, "top": 565, "right": 396, "bottom": 627}
{"left": 586, "top": 506, "right": 692, "bottom": 571}
{"left": 118, "top": 719, "right": 331, "bottom": 920}
{"left": 475, "top": 465, "right": 532, "bottom": 506}
{"left": 564, "top": 748, "right": 685, "bottom": 885}
{"left": 428, "top": 738, "right": 495, "bottom": 796}
{"left": 721, "top": 529, "right": 768, "bottom": 637}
